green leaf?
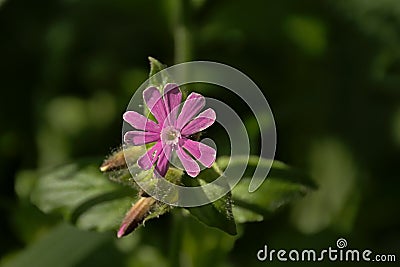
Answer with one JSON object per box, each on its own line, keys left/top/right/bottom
{"left": 186, "top": 192, "right": 236, "bottom": 235}
{"left": 182, "top": 167, "right": 237, "bottom": 235}
{"left": 31, "top": 161, "right": 137, "bottom": 232}
{"left": 75, "top": 196, "right": 133, "bottom": 232}
{"left": 30, "top": 153, "right": 183, "bottom": 235}
{"left": 232, "top": 177, "right": 311, "bottom": 217}
{"left": 148, "top": 56, "right": 166, "bottom": 78}
{"left": 148, "top": 56, "right": 170, "bottom": 89}
{"left": 15, "top": 170, "right": 39, "bottom": 200}
{"left": 145, "top": 57, "right": 172, "bottom": 119}
{"left": 217, "top": 155, "right": 316, "bottom": 223}
{"left": 179, "top": 211, "right": 237, "bottom": 267}
{"left": 232, "top": 206, "right": 263, "bottom": 223}
{"left": 217, "top": 155, "right": 317, "bottom": 189}
{"left": 1, "top": 223, "right": 110, "bottom": 267}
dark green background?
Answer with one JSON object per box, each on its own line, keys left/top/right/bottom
{"left": 0, "top": 0, "right": 399, "bottom": 266}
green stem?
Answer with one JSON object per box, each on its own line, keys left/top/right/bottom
{"left": 168, "top": 210, "right": 184, "bottom": 267}
{"left": 167, "top": 2, "right": 192, "bottom": 267}
{"left": 174, "top": 22, "right": 191, "bottom": 64}
{"left": 168, "top": 0, "right": 192, "bottom": 63}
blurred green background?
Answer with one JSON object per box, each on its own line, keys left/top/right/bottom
{"left": 1, "top": 0, "right": 399, "bottom": 266}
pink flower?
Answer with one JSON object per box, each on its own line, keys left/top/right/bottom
{"left": 123, "top": 83, "right": 217, "bottom": 178}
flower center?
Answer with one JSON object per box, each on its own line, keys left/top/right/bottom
{"left": 161, "top": 126, "right": 181, "bottom": 146}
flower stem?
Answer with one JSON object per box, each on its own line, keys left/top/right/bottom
{"left": 168, "top": 210, "right": 184, "bottom": 267}
{"left": 167, "top": 0, "right": 192, "bottom": 64}
{"left": 166, "top": 1, "right": 191, "bottom": 266}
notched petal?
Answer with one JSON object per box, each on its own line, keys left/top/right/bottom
{"left": 176, "top": 145, "right": 200, "bottom": 177}
{"left": 124, "top": 131, "right": 160, "bottom": 145}
{"left": 176, "top": 92, "right": 205, "bottom": 129}
{"left": 137, "top": 142, "right": 162, "bottom": 170}
{"left": 143, "top": 86, "right": 167, "bottom": 124}
{"left": 181, "top": 108, "right": 216, "bottom": 136}
{"left": 154, "top": 145, "right": 172, "bottom": 178}
{"left": 123, "top": 111, "right": 160, "bottom": 133}
{"left": 182, "top": 139, "right": 216, "bottom": 168}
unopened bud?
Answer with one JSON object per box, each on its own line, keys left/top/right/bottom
{"left": 117, "top": 196, "right": 156, "bottom": 238}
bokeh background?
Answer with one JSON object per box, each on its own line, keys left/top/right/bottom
{"left": 1, "top": 0, "right": 399, "bottom": 266}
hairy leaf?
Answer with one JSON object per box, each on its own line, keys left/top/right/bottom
{"left": 182, "top": 167, "right": 237, "bottom": 235}
{"left": 31, "top": 161, "right": 137, "bottom": 232}
{"left": 217, "top": 156, "right": 316, "bottom": 223}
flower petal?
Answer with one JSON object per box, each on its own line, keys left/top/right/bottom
{"left": 124, "top": 131, "right": 160, "bottom": 145}
{"left": 154, "top": 144, "right": 172, "bottom": 177}
{"left": 181, "top": 108, "right": 216, "bottom": 136}
{"left": 176, "top": 145, "right": 200, "bottom": 177}
{"left": 143, "top": 86, "right": 167, "bottom": 125}
{"left": 163, "top": 83, "right": 182, "bottom": 125}
{"left": 137, "top": 142, "right": 162, "bottom": 170}
{"left": 176, "top": 92, "right": 205, "bottom": 130}
{"left": 123, "top": 111, "right": 160, "bottom": 133}
{"left": 181, "top": 139, "right": 216, "bottom": 168}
